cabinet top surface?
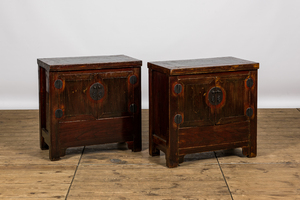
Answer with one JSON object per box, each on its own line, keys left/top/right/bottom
{"left": 148, "top": 56, "right": 259, "bottom": 75}
{"left": 38, "top": 55, "right": 142, "bottom": 71}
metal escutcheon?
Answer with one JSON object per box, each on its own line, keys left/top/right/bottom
{"left": 55, "top": 109, "right": 63, "bottom": 118}
{"left": 208, "top": 87, "right": 223, "bottom": 105}
{"left": 130, "top": 75, "right": 137, "bottom": 84}
{"left": 90, "top": 83, "right": 104, "bottom": 101}
{"left": 174, "top": 114, "right": 182, "bottom": 124}
{"left": 246, "top": 107, "right": 253, "bottom": 117}
{"left": 54, "top": 79, "right": 63, "bottom": 89}
{"left": 247, "top": 78, "right": 254, "bottom": 88}
{"left": 174, "top": 84, "right": 182, "bottom": 94}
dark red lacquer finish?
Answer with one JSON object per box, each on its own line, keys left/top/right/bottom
{"left": 148, "top": 57, "right": 259, "bottom": 168}
{"left": 38, "top": 55, "right": 142, "bottom": 160}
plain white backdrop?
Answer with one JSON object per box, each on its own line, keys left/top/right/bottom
{"left": 0, "top": 0, "right": 299, "bottom": 109}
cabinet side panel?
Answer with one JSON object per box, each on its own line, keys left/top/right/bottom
{"left": 132, "top": 67, "right": 141, "bottom": 151}
{"left": 249, "top": 70, "right": 258, "bottom": 157}
{"left": 39, "top": 66, "right": 49, "bottom": 149}
{"left": 152, "top": 70, "right": 169, "bottom": 141}
{"left": 39, "top": 67, "right": 46, "bottom": 130}
{"left": 45, "top": 70, "right": 51, "bottom": 132}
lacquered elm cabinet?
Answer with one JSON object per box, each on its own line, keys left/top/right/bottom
{"left": 38, "top": 55, "right": 142, "bottom": 160}
{"left": 148, "top": 57, "right": 259, "bottom": 168}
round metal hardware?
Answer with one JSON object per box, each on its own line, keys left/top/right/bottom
{"left": 130, "top": 104, "right": 137, "bottom": 113}
{"left": 129, "top": 75, "right": 137, "bottom": 84}
{"left": 208, "top": 87, "right": 223, "bottom": 105}
{"left": 174, "top": 84, "right": 182, "bottom": 94}
{"left": 90, "top": 83, "right": 104, "bottom": 101}
{"left": 246, "top": 107, "right": 254, "bottom": 117}
{"left": 247, "top": 78, "right": 254, "bottom": 88}
{"left": 55, "top": 109, "right": 63, "bottom": 118}
{"left": 54, "top": 79, "right": 63, "bottom": 89}
{"left": 174, "top": 114, "right": 182, "bottom": 124}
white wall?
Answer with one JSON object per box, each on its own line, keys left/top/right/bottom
{"left": 0, "top": 0, "right": 299, "bottom": 109}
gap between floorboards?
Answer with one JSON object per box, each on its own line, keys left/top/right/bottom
{"left": 65, "top": 146, "right": 85, "bottom": 200}
{"left": 214, "top": 151, "right": 234, "bottom": 200}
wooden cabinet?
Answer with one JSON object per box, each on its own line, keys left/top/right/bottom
{"left": 38, "top": 55, "right": 142, "bottom": 160}
{"left": 148, "top": 57, "right": 259, "bottom": 168}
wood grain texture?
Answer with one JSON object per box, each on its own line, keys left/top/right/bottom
{"left": 38, "top": 56, "right": 142, "bottom": 160}
{"left": 38, "top": 55, "right": 142, "bottom": 71}
{"left": 0, "top": 109, "right": 299, "bottom": 199}
{"left": 67, "top": 165, "right": 230, "bottom": 199}
{"left": 216, "top": 109, "right": 300, "bottom": 164}
{"left": 148, "top": 56, "right": 259, "bottom": 75}
{"left": 58, "top": 116, "right": 134, "bottom": 147}
{"left": 178, "top": 121, "right": 249, "bottom": 149}
{"left": 220, "top": 163, "right": 300, "bottom": 199}
{"left": 148, "top": 57, "right": 258, "bottom": 167}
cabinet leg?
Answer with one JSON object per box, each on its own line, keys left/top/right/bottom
{"left": 166, "top": 153, "right": 179, "bottom": 168}
{"left": 242, "top": 147, "right": 250, "bottom": 157}
{"left": 242, "top": 146, "right": 257, "bottom": 158}
{"left": 49, "top": 146, "right": 60, "bottom": 161}
{"left": 149, "top": 145, "right": 160, "bottom": 157}
{"left": 149, "top": 133, "right": 160, "bottom": 156}
{"left": 40, "top": 136, "right": 49, "bottom": 150}
{"left": 60, "top": 148, "right": 67, "bottom": 157}
{"left": 133, "top": 136, "right": 142, "bottom": 152}
{"left": 179, "top": 155, "right": 185, "bottom": 163}
{"left": 127, "top": 140, "right": 141, "bottom": 152}
{"left": 126, "top": 141, "right": 134, "bottom": 150}
{"left": 249, "top": 144, "right": 257, "bottom": 158}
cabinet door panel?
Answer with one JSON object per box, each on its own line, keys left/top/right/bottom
{"left": 178, "top": 76, "right": 215, "bottom": 128}
{"left": 54, "top": 69, "right": 134, "bottom": 121}
{"left": 98, "top": 70, "right": 134, "bottom": 118}
{"left": 56, "top": 72, "right": 97, "bottom": 120}
{"left": 215, "top": 72, "right": 250, "bottom": 125}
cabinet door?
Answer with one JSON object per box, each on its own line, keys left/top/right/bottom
{"left": 55, "top": 71, "right": 98, "bottom": 121}
{"left": 97, "top": 69, "right": 135, "bottom": 118}
{"left": 178, "top": 75, "right": 216, "bottom": 127}
{"left": 215, "top": 71, "right": 250, "bottom": 125}
{"left": 177, "top": 71, "right": 251, "bottom": 151}
{"left": 53, "top": 68, "right": 135, "bottom": 121}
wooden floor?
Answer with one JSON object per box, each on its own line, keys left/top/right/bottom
{"left": 0, "top": 109, "right": 299, "bottom": 199}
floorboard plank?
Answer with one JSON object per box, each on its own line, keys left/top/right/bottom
{"left": 67, "top": 165, "right": 230, "bottom": 199}
{"left": 220, "top": 163, "right": 300, "bottom": 199}
{"left": 0, "top": 109, "right": 299, "bottom": 199}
